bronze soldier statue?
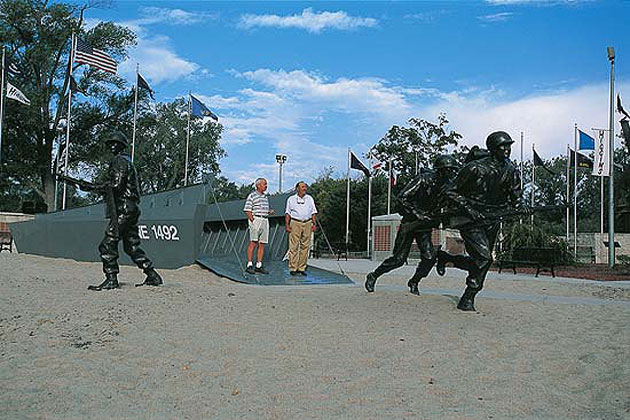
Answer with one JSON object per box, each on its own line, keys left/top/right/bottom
{"left": 365, "top": 154, "right": 459, "bottom": 295}
{"left": 439, "top": 131, "right": 521, "bottom": 311}
{"left": 59, "top": 131, "right": 163, "bottom": 291}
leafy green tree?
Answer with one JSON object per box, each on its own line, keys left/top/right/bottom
{"left": 308, "top": 167, "right": 389, "bottom": 251}
{"left": 0, "top": 0, "right": 135, "bottom": 211}
{"left": 369, "top": 113, "right": 462, "bottom": 189}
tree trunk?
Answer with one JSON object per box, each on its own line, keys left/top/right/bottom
{"left": 44, "top": 170, "right": 56, "bottom": 212}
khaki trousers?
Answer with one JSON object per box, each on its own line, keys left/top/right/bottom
{"left": 288, "top": 219, "right": 312, "bottom": 271}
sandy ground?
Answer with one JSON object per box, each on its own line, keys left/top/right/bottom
{"left": 1, "top": 253, "right": 629, "bottom": 420}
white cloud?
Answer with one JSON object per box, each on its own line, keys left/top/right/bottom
{"left": 119, "top": 35, "right": 199, "bottom": 84}
{"left": 114, "top": 8, "right": 210, "bottom": 85}
{"left": 238, "top": 8, "right": 378, "bottom": 33}
{"left": 138, "top": 7, "right": 218, "bottom": 26}
{"left": 477, "top": 12, "right": 514, "bottom": 23}
{"left": 238, "top": 69, "right": 412, "bottom": 120}
{"left": 423, "top": 83, "right": 615, "bottom": 159}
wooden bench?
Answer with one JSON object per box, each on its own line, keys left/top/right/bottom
{"left": 497, "top": 247, "right": 564, "bottom": 278}
{"left": 0, "top": 222, "right": 12, "bottom": 253}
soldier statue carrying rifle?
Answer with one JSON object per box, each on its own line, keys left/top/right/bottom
{"left": 438, "top": 131, "right": 522, "bottom": 311}
{"left": 58, "top": 131, "right": 163, "bottom": 291}
{"left": 365, "top": 154, "right": 459, "bottom": 295}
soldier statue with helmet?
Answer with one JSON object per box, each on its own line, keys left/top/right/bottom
{"left": 59, "top": 131, "right": 163, "bottom": 291}
{"left": 365, "top": 154, "right": 459, "bottom": 295}
{"left": 438, "top": 131, "right": 522, "bottom": 311}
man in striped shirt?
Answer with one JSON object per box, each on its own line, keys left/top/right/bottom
{"left": 244, "top": 178, "right": 275, "bottom": 274}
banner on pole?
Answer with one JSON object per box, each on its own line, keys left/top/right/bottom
{"left": 6, "top": 81, "right": 30, "bottom": 105}
{"left": 592, "top": 129, "right": 609, "bottom": 177}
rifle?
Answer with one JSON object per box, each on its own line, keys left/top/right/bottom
{"left": 57, "top": 174, "right": 95, "bottom": 191}
{"left": 445, "top": 204, "right": 566, "bottom": 226}
{"left": 57, "top": 173, "right": 119, "bottom": 237}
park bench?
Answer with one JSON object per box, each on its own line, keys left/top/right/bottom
{"left": 497, "top": 247, "right": 564, "bottom": 278}
{"left": 0, "top": 222, "right": 12, "bottom": 253}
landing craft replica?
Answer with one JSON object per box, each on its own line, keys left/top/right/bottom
{"left": 10, "top": 181, "right": 352, "bottom": 286}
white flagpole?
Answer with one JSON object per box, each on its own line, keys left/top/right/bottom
{"left": 520, "top": 131, "right": 524, "bottom": 224}
{"left": 0, "top": 47, "right": 5, "bottom": 164}
{"left": 520, "top": 132, "right": 524, "bottom": 191}
{"left": 566, "top": 144, "right": 570, "bottom": 249}
{"left": 62, "top": 34, "right": 75, "bottom": 210}
{"left": 131, "top": 63, "right": 139, "bottom": 162}
{"left": 345, "top": 148, "right": 350, "bottom": 246}
{"left": 185, "top": 91, "right": 191, "bottom": 186}
{"left": 599, "top": 176, "right": 604, "bottom": 235}
{"left": 607, "top": 47, "right": 615, "bottom": 268}
{"left": 531, "top": 143, "right": 535, "bottom": 225}
{"left": 387, "top": 157, "right": 392, "bottom": 214}
{"left": 573, "top": 124, "right": 578, "bottom": 259}
{"left": 367, "top": 152, "right": 372, "bottom": 258}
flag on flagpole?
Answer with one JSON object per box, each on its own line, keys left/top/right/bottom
{"left": 372, "top": 161, "right": 382, "bottom": 172}
{"left": 6, "top": 81, "right": 30, "bottom": 105}
{"left": 5, "top": 58, "right": 21, "bottom": 76}
{"left": 618, "top": 94, "right": 630, "bottom": 145}
{"left": 578, "top": 129, "right": 595, "bottom": 150}
{"left": 350, "top": 151, "right": 370, "bottom": 177}
{"left": 55, "top": 140, "right": 67, "bottom": 174}
{"left": 74, "top": 38, "right": 117, "bottom": 74}
{"left": 137, "top": 73, "right": 154, "bottom": 99}
{"left": 190, "top": 94, "right": 218, "bottom": 121}
{"left": 592, "top": 129, "right": 610, "bottom": 177}
{"left": 69, "top": 76, "right": 86, "bottom": 95}
{"left": 569, "top": 148, "right": 593, "bottom": 169}
{"left": 533, "top": 148, "right": 556, "bottom": 175}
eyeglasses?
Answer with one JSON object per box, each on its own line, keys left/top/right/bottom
{"left": 296, "top": 197, "right": 306, "bottom": 204}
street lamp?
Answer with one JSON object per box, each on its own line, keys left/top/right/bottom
{"left": 275, "top": 154, "right": 287, "bottom": 192}
{"left": 607, "top": 46, "right": 615, "bottom": 268}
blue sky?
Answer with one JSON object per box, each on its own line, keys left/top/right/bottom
{"left": 84, "top": 0, "right": 629, "bottom": 191}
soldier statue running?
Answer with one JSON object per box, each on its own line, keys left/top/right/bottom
{"left": 438, "top": 131, "right": 522, "bottom": 311}
{"left": 365, "top": 154, "right": 459, "bottom": 295}
{"left": 59, "top": 131, "right": 163, "bottom": 291}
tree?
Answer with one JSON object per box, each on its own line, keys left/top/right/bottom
{"left": 133, "top": 98, "right": 224, "bottom": 193}
{"left": 308, "top": 167, "right": 389, "bottom": 251}
{"left": 369, "top": 113, "right": 462, "bottom": 189}
{"left": 0, "top": 0, "right": 135, "bottom": 211}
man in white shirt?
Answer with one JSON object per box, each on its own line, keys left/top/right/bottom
{"left": 285, "top": 181, "right": 318, "bottom": 276}
{"left": 244, "top": 178, "right": 274, "bottom": 274}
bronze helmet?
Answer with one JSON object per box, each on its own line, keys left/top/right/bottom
{"left": 485, "top": 131, "right": 514, "bottom": 151}
{"left": 105, "top": 131, "right": 129, "bottom": 147}
{"left": 434, "top": 154, "right": 459, "bottom": 169}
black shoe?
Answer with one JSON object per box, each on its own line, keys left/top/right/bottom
{"left": 255, "top": 266, "right": 269, "bottom": 274}
{"left": 457, "top": 296, "right": 476, "bottom": 312}
{"left": 88, "top": 274, "right": 119, "bottom": 291}
{"left": 136, "top": 268, "right": 163, "bottom": 287}
{"left": 290, "top": 271, "right": 297, "bottom": 276}
{"left": 245, "top": 266, "right": 256, "bottom": 274}
{"left": 407, "top": 280, "right": 420, "bottom": 296}
{"left": 365, "top": 272, "right": 377, "bottom": 292}
{"left": 297, "top": 271, "right": 307, "bottom": 276}
{"left": 436, "top": 253, "right": 446, "bottom": 276}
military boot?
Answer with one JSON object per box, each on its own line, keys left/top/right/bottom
{"left": 364, "top": 272, "right": 377, "bottom": 293}
{"left": 457, "top": 288, "right": 477, "bottom": 312}
{"left": 136, "top": 267, "right": 163, "bottom": 287}
{"left": 407, "top": 279, "right": 420, "bottom": 296}
{"left": 88, "top": 273, "right": 119, "bottom": 291}
{"left": 436, "top": 251, "right": 447, "bottom": 276}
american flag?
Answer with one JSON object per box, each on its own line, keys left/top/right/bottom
{"left": 7, "top": 60, "right": 20, "bottom": 76}
{"left": 74, "top": 38, "right": 117, "bottom": 74}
